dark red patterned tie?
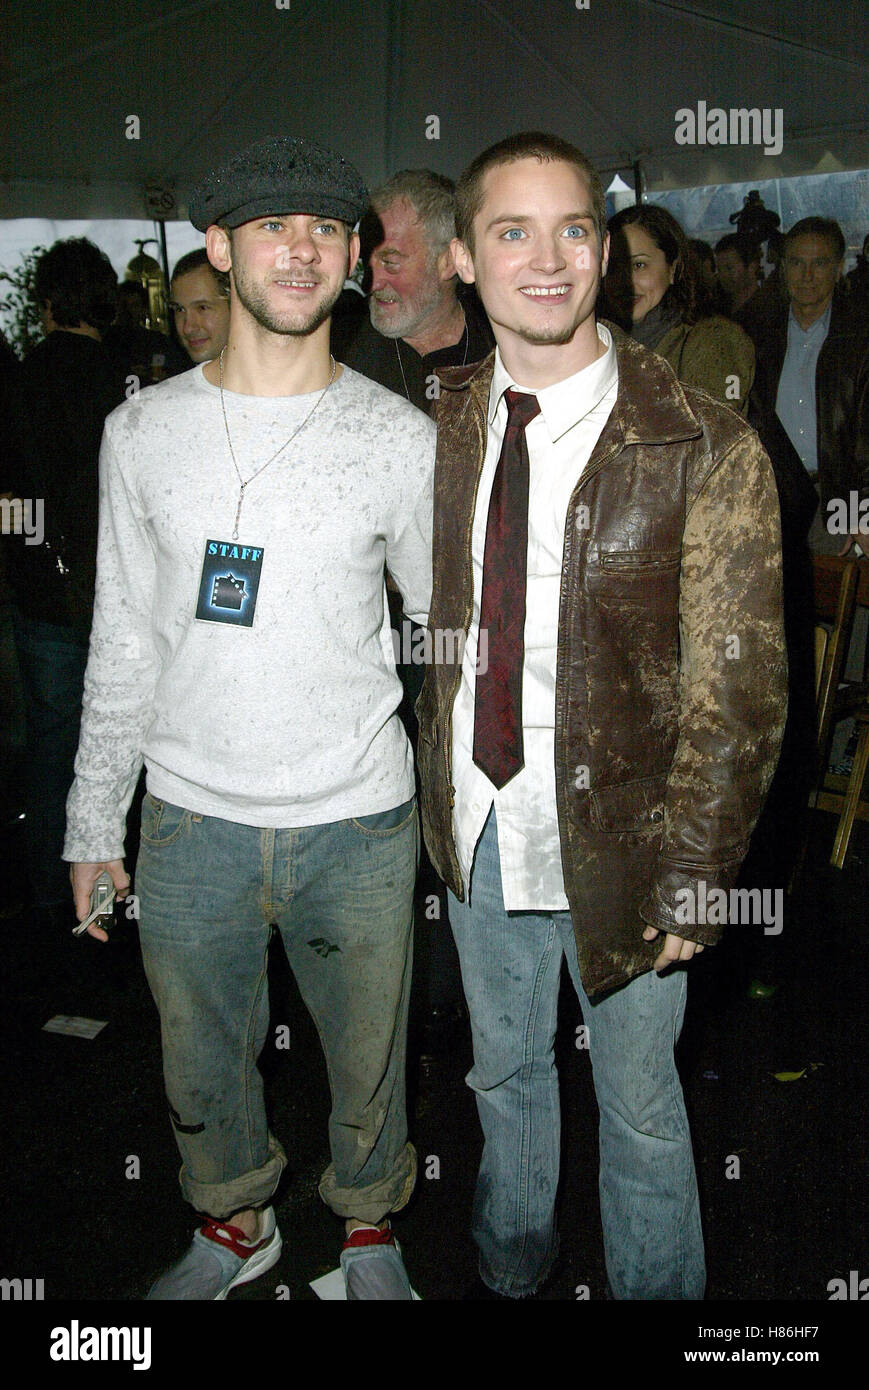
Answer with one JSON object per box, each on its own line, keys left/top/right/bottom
{"left": 473, "top": 387, "right": 541, "bottom": 789}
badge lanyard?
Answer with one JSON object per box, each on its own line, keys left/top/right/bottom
{"left": 196, "top": 351, "right": 338, "bottom": 626}
{"left": 218, "top": 347, "right": 337, "bottom": 541}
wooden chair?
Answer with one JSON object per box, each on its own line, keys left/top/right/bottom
{"left": 830, "top": 703, "right": 869, "bottom": 867}
{"left": 809, "top": 554, "right": 869, "bottom": 868}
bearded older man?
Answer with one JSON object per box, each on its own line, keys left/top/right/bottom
{"left": 345, "top": 168, "right": 492, "bottom": 410}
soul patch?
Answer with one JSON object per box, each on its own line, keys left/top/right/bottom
{"left": 195, "top": 538, "right": 265, "bottom": 627}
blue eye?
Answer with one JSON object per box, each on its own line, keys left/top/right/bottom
{"left": 564, "top": 225, "right": 587, "bottom": 238}
{"left": 502, "top": 228, "right": 525, "bottom": 241}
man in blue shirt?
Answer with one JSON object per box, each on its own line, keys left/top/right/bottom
{"left": 749, "top": 216, "right": 868, "bottom": 558}
{"left": 748, "top": 216, "right": 868, "bottom": 780}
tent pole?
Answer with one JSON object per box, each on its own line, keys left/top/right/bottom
{"left": 632, "top": 159, "right": 645, "bottom": 204}
{"left": 156, "top": 220, "right": 170, "bottom": 290}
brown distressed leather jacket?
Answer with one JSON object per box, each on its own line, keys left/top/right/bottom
{"left": 416, "top": 325, "right": 788, "bottom": 997}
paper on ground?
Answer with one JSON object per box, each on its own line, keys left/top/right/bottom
{"left": 42, "top": 1015, "right": 107, "bottom": 1038}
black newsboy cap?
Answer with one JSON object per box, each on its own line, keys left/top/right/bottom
{"left": 188, "top": 136, "right": 368, "bottom": 232}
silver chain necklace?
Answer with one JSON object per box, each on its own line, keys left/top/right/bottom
{"left": 394, "top": 316, "right": 469, "bottom": 401}
{"left": 218, "top": 348, "right": 337, "bottom": 539}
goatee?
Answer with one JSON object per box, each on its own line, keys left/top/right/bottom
{"left": 231, "top": 273, "right": 343, "bottom": 337}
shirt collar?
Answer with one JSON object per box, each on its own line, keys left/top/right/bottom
{"left": 787, "top": 299, "right": 833, "bottom": 338}
{"left": 488, "top": 323, "right": 618, "bottom": 442}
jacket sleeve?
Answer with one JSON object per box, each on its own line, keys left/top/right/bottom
{"left": 638, "top": 423, "right": 788, "bottom": 943}
{"left": 680, "top": 318, "right": 756, "bottom": 416}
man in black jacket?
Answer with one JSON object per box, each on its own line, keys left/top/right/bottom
{"left": 746, "top": 217, "right": 869, "bottom": 557}
{"left": 745, "top": 216, "right": 869, "bottom": 792}
{"left": 3, "top": 237, "right": 126, "bottom": 918}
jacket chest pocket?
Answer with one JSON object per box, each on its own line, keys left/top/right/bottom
{"left": 588, "top": 773, "right": 667, "bottom": 833}
{"left": 598, "top": 548, "right": 681, "bottom": 575}
{"left": 591, "top": 548, "right": 682, "bottom": 616}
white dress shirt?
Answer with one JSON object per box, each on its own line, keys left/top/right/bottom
{"left": 451, "top": 324, "right": 618, "bottom": 909}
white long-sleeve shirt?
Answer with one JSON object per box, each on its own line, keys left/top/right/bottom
{"left": 64, "top": 364, "right": 434, "bottom": 861}
{"left": 451, "top": 327, "right": 618, "bottom": 909}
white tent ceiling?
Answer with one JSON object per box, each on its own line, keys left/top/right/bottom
{"left": 2, "top": 0, "right": 867, "bottom": 221}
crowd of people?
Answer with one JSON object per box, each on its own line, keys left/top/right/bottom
{"left": 0, "top": 134, "right": 867, "bottom": 1302}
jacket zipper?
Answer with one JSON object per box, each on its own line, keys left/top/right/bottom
{"left": 444, "top": 394, "right": 488, "bottom": 812}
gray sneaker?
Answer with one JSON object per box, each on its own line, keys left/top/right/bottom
{"left": 146, "top": 1208, "right": 281, "bottom": 1300}
{"left": 340, "top": 1224, "right": 413, "bottom": 1300}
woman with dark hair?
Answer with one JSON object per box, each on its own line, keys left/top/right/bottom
{"left": 605, "top": 204, "right": 755, "bottom": 413}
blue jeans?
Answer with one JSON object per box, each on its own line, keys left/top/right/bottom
{"left": 448, "top": 808, "right": 705, "bottom": 1300}
{"left": 11, "top": 612, "right": 88, "bottom": 906}
{"left": 135, "top": 792, "right": 419, "bottom": 1224}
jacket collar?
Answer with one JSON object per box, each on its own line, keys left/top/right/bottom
{"left": 769, "top": 285, "right": 855, "bottom": 343}
{"left": 437, "top": 321, "right": 703, "bottom": 447}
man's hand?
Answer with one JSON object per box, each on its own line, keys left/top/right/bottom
{"left": 642, "top": 924, "right": 705, "bottom": 972}
{"left": 70, "top": 860, "right": 130, "bottom": 942}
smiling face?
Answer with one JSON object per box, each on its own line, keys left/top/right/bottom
{"left": 207, "top": 214, "right": 359, "bottom": 337}
{"left": 170, "top": 265, "right": 230, "bottom": 362}
{"left": 453, "top": 158, "right": 607, "bottom": 380}
{"left": 368, "top": 198, "right": 446, "bottom": 339}
{"left": 621, "top": 223, "right": 676, "bottom": 323}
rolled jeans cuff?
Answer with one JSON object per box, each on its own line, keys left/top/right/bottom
{"left": 180, "top": 1132, "right": 288, "bottom": 1219}
{"left": 318, "top": 1140, "right": 417, "bottom": 1223}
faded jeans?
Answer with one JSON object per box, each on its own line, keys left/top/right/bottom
{"left": 135, "top": 792, "right": 418, "bottom": 1224}
{"left": 448, "top": 808, "right": 705, "bottom": 1300}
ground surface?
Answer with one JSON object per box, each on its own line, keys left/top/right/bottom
{"left": 1, "top": 810, "right": 866, "bottom": 1312}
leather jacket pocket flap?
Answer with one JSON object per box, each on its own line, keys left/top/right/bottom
{"left": 599, "top": 548, "right": 681, "bottom": 574}
{"left": 589, "top": 773, "right": 667, "bottom": 833}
